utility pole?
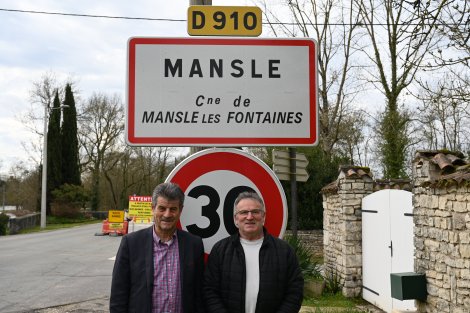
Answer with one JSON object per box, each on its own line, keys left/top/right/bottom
{"left": 190, "top": 0, "right": 211, "bottom": 154}
{"left": 40, "top": 103, "right": 48, "bottom": 228}
{"left": 190, "top": 0, "right": 212, "bottom": 4}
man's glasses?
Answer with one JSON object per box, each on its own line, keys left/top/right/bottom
{"left": 235, "top": 209, "right": 264, "bottom": 217}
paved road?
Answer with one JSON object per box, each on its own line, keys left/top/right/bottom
{"left": 0, "top": 223, "right": 122, "bottom": 313}
{"left": 0, "top": 224, "right": 384, "bottom": 313}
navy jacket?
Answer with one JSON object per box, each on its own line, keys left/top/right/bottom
{"left": 204, "top": 229, "right": 303, "bottom": 313}
{"left": 110, "top": 227, "right": 205, "bottom": 313}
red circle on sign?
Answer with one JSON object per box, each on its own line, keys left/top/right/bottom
{"left": 167, "top": 148, "right": 287, "bottom": 238}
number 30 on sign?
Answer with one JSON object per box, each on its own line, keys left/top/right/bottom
{"left": 168, "top": 148, "right": 287, "bottom": 254}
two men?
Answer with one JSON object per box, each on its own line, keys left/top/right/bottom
{"left": 111, "top": 183, "right": 303, "bottom": 313}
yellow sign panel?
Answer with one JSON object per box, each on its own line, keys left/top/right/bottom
{"left": 109, "top": 222, "right": 124, "bottom": 229}
{"left": 108, "top": 210, "right": 124, "bottom": 223}
{"left": 188, "top": 6, "right": 262, "bottom": 36}
{"left": 128, "top": 195, "right": 153, "bottom": 220}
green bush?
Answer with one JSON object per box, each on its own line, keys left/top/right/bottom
{"left": 51, "top": 184, "right": 89, "bottom": 218}
{"left": 284, "top": 235, "right": 322, "bottom": 280}
{"left": 0, "top": 213, "right": 10, "bottom": 235}
{"left": 52, "top": 184, "right": 89, "bottom": 204}
{"left": 324, "top": 268, "right": 342, "bottom": 294}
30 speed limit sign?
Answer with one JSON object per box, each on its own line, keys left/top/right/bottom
{"left": 167, "top": 148, "right": 287, "bottom": 254}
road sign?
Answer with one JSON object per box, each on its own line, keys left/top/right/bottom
{"left": 272, "top": 150, "right": 309, "bottom": 182}
{"left": 273, "top": 166, "right": 309, "bottom": 182}
{"left": 108, "top": 210, "right": 124, "bottom": 223}
{"left": 126, "top": 37, "right": 318, "bottom": 146}
{"left": 188, "top": 6, "right": 262, "bottom": 36}
{"left": 128, "top": 196, "right": 153, "bottom": 222}
{"left": 166, "top": 148, "right": 287, "bottom": 254}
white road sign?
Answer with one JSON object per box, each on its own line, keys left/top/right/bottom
{"left": 126, "top": 37, "right": 318, "bottom": 146}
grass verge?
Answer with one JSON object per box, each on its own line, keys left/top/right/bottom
{"left": 19, "top": 216, "right": 101, "bottom": 234}
{"left": 303, "top": 293, "right": 369, "bottom": 312}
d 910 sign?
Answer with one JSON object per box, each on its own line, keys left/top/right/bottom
{"left": 188, "top": 6, "right": 262, "bottom": 37}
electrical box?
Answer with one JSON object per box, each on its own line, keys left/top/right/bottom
{"left": 390, "top": 272, "right": 427, "bottom": 301}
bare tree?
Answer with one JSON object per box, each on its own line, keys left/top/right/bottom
{"left": 414, "top": 72, "right": 470, "bottom": 152}
{"left": 353, "top": 0, "right": 448, "bottom": 177}
{"left": 22, "top": 72, "right": 79, "bottom": 166}
{"left": 261, "top": 0, "right": 364, "bottom": 158}
{"left": 419, "top": 0, "right": 469, "bottom": 149}
{"left": 428, "top": 0, "right": 469, "bottom": 68}
{"left": 88, "top": 146, "right": 174, "bottom": 210}
{"left": 79, "top": 93, "right": 124, "bottom": 210}
{"left": 20, "top": 72, "right": 61, "bottom": 166}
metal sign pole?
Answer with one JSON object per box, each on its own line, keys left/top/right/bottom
{"left": 289, "top": 147, "right": 298, "bottom": 238}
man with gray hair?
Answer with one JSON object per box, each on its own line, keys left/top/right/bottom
{"left": 111, "top": 182, "right": 205, "bottom": 313}
{"left": 204, "top": 191, "right": 303, "bottom": 313}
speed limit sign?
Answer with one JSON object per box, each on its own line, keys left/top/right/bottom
{"left": 167, "top": 148, "right": 287, "bottom": 254}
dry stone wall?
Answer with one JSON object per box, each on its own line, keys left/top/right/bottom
{"left": 412, "top": 152, "right": 470, "bottom": 313}
{"left": 285, "top": 230, "right": 324, "bottom": 259}
{"left": 322, "top": 166, "right": 374, "bottom": 297}
{"left": 321, "top": 152, "right": 469, "bottom": 313}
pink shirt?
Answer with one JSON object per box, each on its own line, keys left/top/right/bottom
{"left": 152, "top": 230, "right": 182, "bottom": 313}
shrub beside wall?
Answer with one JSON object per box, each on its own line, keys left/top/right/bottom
{"left": 0, "top": 213, "right": 9, "bottom": 235}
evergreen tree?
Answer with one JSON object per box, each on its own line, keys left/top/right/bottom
{"left": 46, "top": 91, "right": 62, "bottom": 215}
{"left": 378, "top": 107, "right": 410, "bottom": 179}
{"left": 282, "top": 146, "right": 347, "bottom": 230}
{"left": 61, "top": 84, "right": 81, "bottom": 186}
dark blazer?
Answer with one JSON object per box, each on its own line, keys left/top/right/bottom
{"left": 110, "top": 227, "right": 205, "bottom": 313}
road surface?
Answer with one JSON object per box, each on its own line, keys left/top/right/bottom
{"left": 0, "top": 223, "right": 122, "bottom": 313}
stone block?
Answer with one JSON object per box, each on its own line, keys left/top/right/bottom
{"left": 438, "top": 288, "right": 451, "bottom": 301}
{"left": 453, "top": 201, "right": 467, "bottom": 213}
{"left": 448, "top": 231, "right": 460, "bottom": 243}
{"left": 435, "top": 262, "right": 446, "bottom": 273}
{"left": 418, "top": 195, "right": 430, "bottom": 208}
{"left": 345, "top": 254, "right": 361, "bottom": 267}
{"left": 452, "top": 213, "right": 466, "bottom": 230}
{"left": 439, "top": 196, "right": 448, "bottom": 210}
{"left": 460, "top": 269, "right": 469, "bottom": 280}
{"left": 343, "top": 197, "right": 362, "bottom": 206}
{"left": 341, "top": 206, "right": 355, "bottom": 215}
{"left": 351, "top": 182, "right": 365, "bottom": 189}
{"left": 425, "top": 239, "right": 440, "bottom": 251}
{"left": 459, "top": 245, "right": 470, "bottom": 258}
{"left": 427, "top": 283, "right": 439, "bottom": 296}
{"left": 436, "top": 208, "right": 452, "bottom": 217}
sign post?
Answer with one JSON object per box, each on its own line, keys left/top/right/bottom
{"left": 272, "top": 149, "right": 309, "bottom": 182}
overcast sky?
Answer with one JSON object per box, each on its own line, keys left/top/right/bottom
{"left": 1, "top": 0, "right": 283, "bottom": 175}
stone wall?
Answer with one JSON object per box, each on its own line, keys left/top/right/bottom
{"left": 8, "top": 213, "right": 40, "bottom": 234}
{"left": 285, "top": 230, "right": 324, "bottom": 259}
{"left": 412, "top": 152, "right": 470, "bottom": 313}
{"left": 320, "top": 152, "right": 469, "bottom": 313}
{"left": 322, "top": 166, "right": 374, "bottom": 297}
